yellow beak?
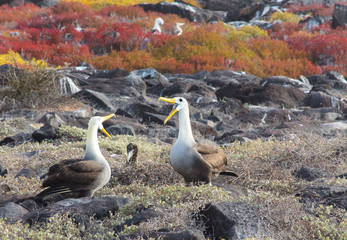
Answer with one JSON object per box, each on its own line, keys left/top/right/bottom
{"left": 158, "top": 97, "right": 176, "bottom": 104}
{"left": 101, "top": 113, "right": 116, "bottom": 139}
{"left": 158, "top": 97, "right": 177, "bottom": 125}
{"left": 102, "top": 113, "right": 116, "bottom": 122}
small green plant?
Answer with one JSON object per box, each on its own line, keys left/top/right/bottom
{"left": 58, "top": 125, "right": 87, "bottom": 140}
{"left": 0, "top": 117, "right": 26, "bottom": 138}
{"left": 118, "top": 224, "right": 139, "bottom": 235}
{"left": 304, "top": 205, "right": 347, "bottom": 240}
{"left": 221, "top": 96, "right": 228, "bottom": 103}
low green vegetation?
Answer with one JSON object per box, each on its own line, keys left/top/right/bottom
{"left": 0, "top": 119, "right": 346, "bottom": 239}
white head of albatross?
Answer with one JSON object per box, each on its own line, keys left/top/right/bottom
{"left": 84, "top": 114, "right": 113, "bottom": 161}
{"left": 158, "top": 97, "right": 237, "bottom": 186}
{"left": 36, "top": 113, "right": 116, "bottom": 203}
{"left": 153, "top": 17, "right": 164, "bottom": 34}
{"left": 174, "top": 22, "right": 184, "bottom": 36}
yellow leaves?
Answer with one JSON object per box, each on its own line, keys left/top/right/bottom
{"left": 226, "top": 24, "right": 268, "bottom": 41}
{"left": 270, "top": 11, "right": 303, "bottom": 24}
{"left": 0, "top": 50, "right": 26, "bottom": 66}
{"left": 238, "top": 25, "right": 268, "bottom": 39}
{"left": 0, "top": 50, "right": 48, "bottom": 69}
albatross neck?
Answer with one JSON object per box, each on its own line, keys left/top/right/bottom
{"left": 84, "top": 124, "right": 105, "bottom": 163}
{"left": 177, "top": 105, "right": 195, "bottom": 145}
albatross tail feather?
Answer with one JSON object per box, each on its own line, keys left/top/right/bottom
{"left": 219, "top": 170, "right": 238, "bottom": 177}
{"left": 35, "top": 186, "right": 71, "bottom": 198}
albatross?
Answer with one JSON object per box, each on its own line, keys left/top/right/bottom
{"left": 36, "top": 114, "right": 116, "bottom": 201}
{"left": 158, "top": 97, "right": 237, "bottom": 186}
{"left": 174, "top": 22, "right": 184, "bottom": 36}
{"left": 152, "top": 17, "right": 164, "bottom": 34}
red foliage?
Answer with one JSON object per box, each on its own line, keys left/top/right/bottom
{"left": 286, "top": 31, "right": 347, "bottom": 74}
{"left": 0, "top": 36, "right": 10, "bottom": 54}
{"left": 53, "top": 1, "right": 93, "bottom": 14}
{"left": 97, "top": 5, "right": 147, "bottom": 19}
{"left": 267, "top": 22, "right": 303, "bottom": 40}
{"left": 0, "top": 2, "right": 344, "bottom": 78}
{"left": 0, "top": 3, "right": 45, "bottom": 24}
{"left": 17, "top": 13, "right": 54, "bottom": 29}
{"left": 83, "top": 22, "right": 169, "bottom": 54}
{"left": 287, "top": 3, "right": 334, "bottom": 17}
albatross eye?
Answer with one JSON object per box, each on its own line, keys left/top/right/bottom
{"left": 179, "top": 98, "right": 183, "bottom": 102}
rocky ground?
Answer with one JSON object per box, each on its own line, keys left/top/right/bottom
{"left": 0, "top": 64, "right": 346, "bottom": 239}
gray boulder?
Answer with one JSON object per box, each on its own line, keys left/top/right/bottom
{"left": 293, "top": 165, "right": 328, "bottom": 181}
{"left": 73, "top": 89, "right": 115, "bottom": 111}
{"left": 32, "top": 113, "right": 63, "bottom": 142}
{"left": 307, "top": 72, "right": 347, "bottom": 90}
{"left": 161, "top": 80, "right": 215, "bottom": 98}
{"left": 130, "top": 68, "right": 169, "bottom": 87}
{"left": 303, "top": 92, "right": 347, "bottom": 112}
{"left": 196, "top": 201, "right": 279, "bottom": 239}
{"left": 296, "top": 184, "right": 347, "bottom": 210}
{"left": 85, "top": 74, "right": 146, "bottom": 97}
{"left": 106, "top": 124, "right": 136, "bottom": 136}
{"left": 23, "top": 196, "right": 132, "bottom": 225}
{"left": 0, "top": 202, "right": 29, "bottom": 224}
{"left": 260, "top": 76, "right": 312, "bottom": 93}
{"left": 332, "top": 3, "right": 347, "bottom": 29}
{"left": 0, "top": 133, "right": 32, "bottom": 147}
{"left": 200, "top": 0, "right": 257, "bottom": 12}
{"left": 114, "top": 206, "right": 166, "bottom": 234}
{"left": 15, "top": 168, "right": 35, "bottom": 179}
{"left": 226, "top": 1, "right": 265, "bottom": 21}
{"left": 216, "top": 83, "right": 306, "bottom": 108}
{"left": 139, "top": 2, "right": 227, "bottom": 23}
{"left": 90, "top": 68, "right": 129, "bottom": 79}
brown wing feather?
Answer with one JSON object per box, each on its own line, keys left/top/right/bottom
{"left": 43, "top": 160, "right": 104, "bottom": 188}
{"left": 195, "top": 143, "right": 227, "bottom": 172}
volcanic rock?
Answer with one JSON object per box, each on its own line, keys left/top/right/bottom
{"left": 196, "top": 201, "right": 279, "bottom": 239}
{"left": 139, "top": 2, "right": 227, "bottom": 23}
{"left": 303, "top": 92, "right": 347, "bottom": 112}
{"left": 216, "top": 83, "right": 306, "bottom": 108}
{"left": 0, "top": 202, "right": 29, "bottom": 224}
{"left": 23, "top": 196, "right": 132, "bottom": 225}
{"left": 296, "top": 184, "right": 347, "bottom": 210}
{"left": 32, "top": 113, "right": 63, "bottom": 142}
{"left": 73, "top": 89, "right": 115, "bottom": 111}
{"left": 293, "top": 165, "right": 328, "bottom": 181}
{"left": 114, "top": 205, "right": 166, "bottom": 234}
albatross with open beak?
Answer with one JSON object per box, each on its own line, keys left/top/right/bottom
{"left": 158, "top": 97, "right": 237, "bottom": 186}
{"left": 36, "top": 114, "right": 116, "bottom": 202}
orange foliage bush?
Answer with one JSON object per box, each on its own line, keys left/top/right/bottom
{"left": 148, "top": 24, "right": 235, "bottom": 73}
{"left": 232, "top": 38, "right": 321, "bottom": 78}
